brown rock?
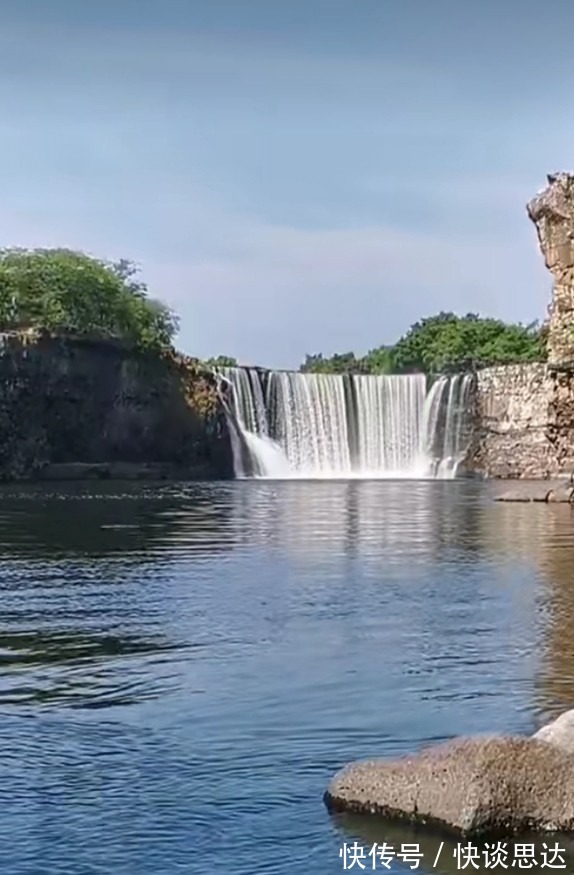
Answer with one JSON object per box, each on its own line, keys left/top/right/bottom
{"left": 545, "top": 486, "right": 574, "bottom": 503}
{"left": 533, "top": 708, "right": 574, "bottom": 754}
{"left": 325, "top": 735, "right": 574, "bottom": 836}
{"left": 527, "top": 173, "right": 574, "bottom": 366}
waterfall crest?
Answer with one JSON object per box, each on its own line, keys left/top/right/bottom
{"left": 217, "top": 367, "right": 473, "bottom": 480}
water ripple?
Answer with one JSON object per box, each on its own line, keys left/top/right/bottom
{"left": 0, "top": 480, "right": 572, "bottom": 873}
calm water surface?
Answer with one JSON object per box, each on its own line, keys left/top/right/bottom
{"left": 0, "top": 480, "right": 574, "bottom": 874}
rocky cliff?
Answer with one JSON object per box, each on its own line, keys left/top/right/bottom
{"left": 0, "top": 332, "right": 234, "bottom": 481}
{"left": 463, "top": 173, "right": 574, "bottom": 477}
{"left": 467, "top": 363, "right": 554, "bottom": 478}
{"left": 527, "top": 172, "right": 574, "bottom": 365}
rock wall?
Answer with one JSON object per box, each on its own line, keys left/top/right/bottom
{"left": 528, "top": 173, "right": 574, "bottom": 365}
{"left": 467, "top": 363, "right": 555, "bottom": 478}
{"left": 466, "top": 173, "right": 574, "bottom": 479}
{"left": 0, "top": 332, "right": 234, "bottom": 481}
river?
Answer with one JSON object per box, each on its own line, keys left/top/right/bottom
{"left": 0, "top": 480, "right": 572, "bottom": 874}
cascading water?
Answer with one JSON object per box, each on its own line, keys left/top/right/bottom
{"left": 354, "top": 374, "right": 426, "bottom": 473}
{"left": 266, "top": 372, "right": 352, "bottom": 474}
{"left": 420, "top": 373, "right": 473, "bottom": 479}
{"left": 217, "top": 367, "right": 291, "bottom": 478}
{"left": 216, "top": 366, "right": 474, "bottom": 480}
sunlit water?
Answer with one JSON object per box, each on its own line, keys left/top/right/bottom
{"left": 1, "top": 480, "right": 574, "bottom": 874}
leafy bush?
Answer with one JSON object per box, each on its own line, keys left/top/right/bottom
{"left": 206, "top": 355, "right": 238, "bottom": 368}
{"left": 299, "top": 312, "right": 546, "bottom": 375}
{"left": 0, "top": 248, "right": 178, "bottom": 350}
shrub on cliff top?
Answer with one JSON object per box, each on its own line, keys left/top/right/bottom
{"left": 0, "top": 248, "right": 178, "bottom": 350}
{"left": 300, "top": 312, "right": 546, "bottom": 375}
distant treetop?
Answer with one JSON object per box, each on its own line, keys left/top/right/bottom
{"left": 299, "top": 312, "right": 547, "bottom": 375}
{"left": 205, "top": 355, "right": 238, "bottom": 368}
{"left": 0, "top": 248, "right": 179, "bottom": 350}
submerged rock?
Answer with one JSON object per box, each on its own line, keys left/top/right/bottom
{"left": 325, "top": 734, "right": 574, "bottom": 836}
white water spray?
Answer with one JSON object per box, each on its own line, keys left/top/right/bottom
{"left": 354, "top": 374, "right": 426, "bottom": 474}
{"left": 217, "top": 367, "right": 473, "bottom": 481}
{"left": 267, "top": 372, "right": 351, "bottom": 475}
{"left": 420, "top": 374, "right": 473, "bottom": 479}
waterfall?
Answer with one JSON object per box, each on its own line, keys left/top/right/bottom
{"left": 216, "top": 366, "right": 474, "bottom": 480}
{"left": 354, "top": 374, "right": 426, "bottom": 473}
{"left": 217, "top": 368, "right": 291, "bottom": 478}
{"left": 219, "top": 367, "right": 268, "bottom": 435}
{"left": 266, "top": 372, "right": 351, "bottom": 474}
{"left": 421, "top": 373, "right": 474, "bottom": 479}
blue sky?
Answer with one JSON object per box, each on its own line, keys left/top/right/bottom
{"left": 0, "top": 0, "right": 570, "bottom": 367}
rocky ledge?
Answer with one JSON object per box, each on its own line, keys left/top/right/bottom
{"left": 494, "top": 484, "right": 574, "bottom": 503}
{"left": 324, "top": 710, "right": 574, "bottom": 837}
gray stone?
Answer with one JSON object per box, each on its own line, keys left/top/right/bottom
{"left": 464, "top": 174, "right": 574, "bottom": 480}
{"left": 494, "top": 485, "right": 574, "bottom": 502}
{"left": 527, "top": 173, "right": 574, "bottom": 367}
{"left": 325, "top": 735, "right": 574, "bottom": 836}
{"left": 495, "top": 488, "right": 547, "bottom": 502}
{"left": 466, "top": 363, "right": 555, "bottom": 480}
{"left": 533, "top": 709, "right": 574, "bottom": 754}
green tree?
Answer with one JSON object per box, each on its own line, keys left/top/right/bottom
{"left": 390, "top": 312, "right": 545, "bottom": 374}
{"left": 0, "top": 248, "right": 178, "bottom": 350}
{"left": 362, "top": 345, "right": 395, "bottom": 374}
{"left": 206, "top": 355, "right": 238, "bottom": 368}
{"left": 300, "top": 351, "right": 368, "bottom": 374}
{"left": 298, "top": 313, "right": 546, "bottom": 376}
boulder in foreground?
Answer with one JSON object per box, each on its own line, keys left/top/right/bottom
{"left": 325, "top": 735, "right": 574, "bottom": 836}
{"left": 534, "top": 709, "right": 574, "bottom": 755}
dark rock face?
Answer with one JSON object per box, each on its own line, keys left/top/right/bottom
{"left": 325, "top": 735, "right": 574, "bottom": 837}
{"left": 0, "top": 333, "right": 234, "bottom": 481}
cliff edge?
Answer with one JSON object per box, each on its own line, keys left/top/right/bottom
{"left": 0, "top": 332, "right": 234, "bottom": 481}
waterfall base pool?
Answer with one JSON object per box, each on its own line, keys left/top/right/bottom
{"left": 0, "top": 479, "right": 573, "bottom": 874}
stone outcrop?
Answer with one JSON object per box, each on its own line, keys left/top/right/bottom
{"left": 325, "top": 715, "right": 574, "bottom": 836}
{"left": 533, "top": 708, "right": 574, "bottom": 754}
{"left": 495, "top": 484, "right": 574, "bottom": 502}
{"left": 467, "top": 363, "right": 553, "bottom": 478}
{"left": 527, "top": 173, "right": 574, "bottom": 366}
{"left": 0, "top": 332, "right": 234, "bottom": 481}
{"left": 466, "top": 360, "right": 574, "bottom": 479}
{"left": 464, "top": 173, "right": 574, "bottom": 479}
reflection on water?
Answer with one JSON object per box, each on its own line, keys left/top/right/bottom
{"left": 0, "top": 481, "right": 573, "bottom": 873}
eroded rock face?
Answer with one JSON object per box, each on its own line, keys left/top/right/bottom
{"left": 527, "top": 173, "right": 574, "bottom": 365}
{"left": 0, "top": 333, "right": 234, "bottom": 481}
{"left": 466, "top": 363, "right": 554, "bottom": 478}
{"left": 325, "top": 735, "right": 574, "bottom": 836}
{"left": 463, "top": 174, "right": 574, "bottom": 478}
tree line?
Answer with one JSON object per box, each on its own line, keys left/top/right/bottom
{"left": 0, "top": 250, "right": 548, "bottom": 373}
{"left": 300, "top": 313, "right": 547, "bottom": 376}
{"left": 0, "top": 248, "right": 178, "bottom": 351}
